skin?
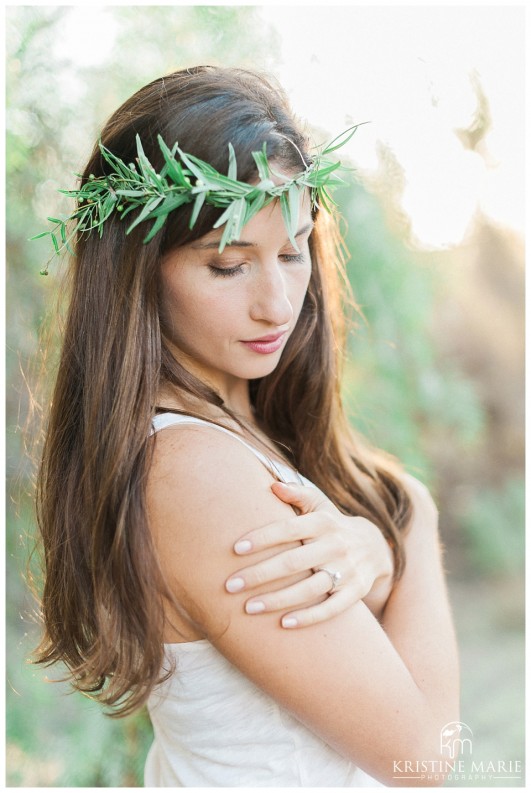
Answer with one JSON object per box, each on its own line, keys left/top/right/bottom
{"left": 149, "top": 195, "right": 459, "bottom": 784}
{"left": 159, "top": 195, "right": 313, "bottom": 419}
{"left": 157, "top": 194, "right": 395, "bottom": 625}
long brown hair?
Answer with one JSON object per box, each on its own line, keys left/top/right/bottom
{"left": 34, "top": 66, "right": 411, "bottom": 716}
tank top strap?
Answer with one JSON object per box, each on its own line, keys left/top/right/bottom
{"left": 151, "top": 412, "right": 300, "bottom": 484}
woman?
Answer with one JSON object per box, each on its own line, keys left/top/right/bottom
{"left": 34, "top": 66, "right": 459, "bottom": 786}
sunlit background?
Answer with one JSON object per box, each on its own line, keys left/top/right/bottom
{"left": 6, "top": 4, "right": 525, "bottom": 787}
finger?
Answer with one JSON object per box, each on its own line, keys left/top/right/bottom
{"left": 244, "top": 570, "right": 335, "bottom": 614}
{"left": 270, "top": 481, "right": 337, "bottom": 516}
{"left": 233, "top": 512, "right": 330, "bottom": 555}
{"left": 225, "top": 540, "right": 337, "bottom": 592}
{"left": 280, "top": 588, "right": 354, "bottom": 629}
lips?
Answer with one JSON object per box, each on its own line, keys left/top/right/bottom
{"left": 247, "top": 332, "right": 285, "bottom": 343}
{"left": 240, "top": 331, "right": 287, "bottom": 355}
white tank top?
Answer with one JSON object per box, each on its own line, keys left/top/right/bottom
{"left": 144, "top": 412, "right": 383, "bottom": 787}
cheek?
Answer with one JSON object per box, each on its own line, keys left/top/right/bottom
{"left": 195, "top": 288, "right": 247, "bottom": 329}
{"left": 162, "top": 279, "right": 244, "bottom": 344}
{"left": 291, "top": 265, "right": 312, "bottom": 314}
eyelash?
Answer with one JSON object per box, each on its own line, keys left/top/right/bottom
{"left": 208, "top": 253, "right": 306, "bottom": 278}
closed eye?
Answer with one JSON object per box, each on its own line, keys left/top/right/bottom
{"left": 209, "top": 252, "right": 306, "bottom": 277}
{"left": 279, "top": 253, "right": 306, "bottom": 264}
{"left": 208, "top": 263, "right": 244, "bottom": 278}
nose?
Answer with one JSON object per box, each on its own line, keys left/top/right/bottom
{"left": 249, "top": 260, "right": 293, "bottom": 327}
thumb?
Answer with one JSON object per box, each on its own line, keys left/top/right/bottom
{"left": 270, "top": 480, "right": 334, "bottom": 515}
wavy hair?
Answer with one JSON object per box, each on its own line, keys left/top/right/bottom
{"left": 34, "top": 66, "right": 412, "bottom": 716}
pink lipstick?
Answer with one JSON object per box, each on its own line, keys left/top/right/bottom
{"left": 241, "top": 332, "right": 287, "bottom": 355}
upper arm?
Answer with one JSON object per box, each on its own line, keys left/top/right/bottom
{"left": 147, "top": 426, "right": 311, "bottom": 636}
{"left": 147, "top": 432, "right": 457, "bottom": 784}
{"left": 394, "top": 472, "right": 446, "bottom": 598}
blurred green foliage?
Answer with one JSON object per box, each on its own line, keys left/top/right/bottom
{"left": 6, "top": 5, "right": 524, "bottom": 787}
{"left": 341, "top": 177, "right": 486, "bottom": 481}
{"left": 461, "top": 477, "right": 525, "bottom": 576}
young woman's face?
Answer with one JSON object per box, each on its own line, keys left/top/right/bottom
{"left": 160, "top": 194, "right": 313, "bottom": 400}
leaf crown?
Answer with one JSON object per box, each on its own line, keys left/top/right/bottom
{"left": 32, "top": 125, "right": 361, "bottom": 274}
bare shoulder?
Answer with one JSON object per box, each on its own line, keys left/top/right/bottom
{"left": 402, "top": 472, "right": 438, "bottom": 524}
{"left": 146, "top": 424, "right": 303, "bottom": 634}
{"left": 149, "top": 420, "right": 247, "bottom": 479}
{"left": 395, "top": 473, "right": 440, "bottom": 558}
{"left": 147, "top": 423, "right": 293, "bottom": 524}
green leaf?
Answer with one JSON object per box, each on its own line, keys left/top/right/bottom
{"left": 227, "top": 142, "right": 237, "bottom": 181}
{"left": 217, "top": 198, "right": 247, "bottom": 252}
{"left": 321, "top": 123, "right": 363, "bottom": 156}
{"left": 244, "top": 191, "right": 266, "bottom": 224}
{"left": 99, "top": 140, "right": 136, "bottom": 180}
{"left": 316, "top": 185, "right": 336, "bottom": 213}
{"left": 190, "top": 190, "right": 207, "bottom": 229}
{"left": 29, "top": 231, "right": 51, "bottom": 240}
{"left": 178, "top": 149, "right": 247, "bottom": 193}
{"left": 143, "top": 212, "right": 168, "bottom": 243}
{"left": 320, "top": 185, "right": 338, "bottom": 208}
{"left": 114, "top": 189, "right": 149, "bottom": 198}
{"left": 101, "top": 194, "right": 118, "bottom": 221}
{"left": 174, "top": 146, "right": 207, "bottom": 184}
{"left": 135, "top": 135, "right": 164, "bottom": 189}
{"left": 231, "top": 197, "right": 246, "bottom": 236}
{"left": 287, "top": 183, "right": 300, "bottom": 243}
{"left": 142, "top": 193, "right": 191, "bottom": 220}
{"left": 252, "top": 143, "right": 270, "bottom": 182}
{"left": 157, "top": 135, "right": 191, "bottom": 187}
{"left": 218, "top": 210, "right": 236, "bottom": 252}
{"left": 212, "top": 201, "right": 236, "bottom": 230}
{"left": 303, "top": 161, "right": 341, "bottom": 186}
{"left": 144, "top": 192, "right": 191, "bottom": 219}
{"left": 126, "top": 195, "right": 164, "bottom": 234}
{"left": 279, "top": 192, "right": 297, "bottom": 250}
{"left": 117, "top": 203, "right": 138, "bottom": 220}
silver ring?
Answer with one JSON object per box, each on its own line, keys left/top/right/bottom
{"left": 318, "top": 567, "right": 342, "bottom": 593}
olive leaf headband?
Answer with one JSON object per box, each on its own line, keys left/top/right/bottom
{"left": 32, "top": 124, "right": 361, "bottom": 274}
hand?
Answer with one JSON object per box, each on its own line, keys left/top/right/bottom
{"left": 225, "top": 481, "right": 395, "bottom": 628}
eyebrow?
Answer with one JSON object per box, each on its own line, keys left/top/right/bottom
{"left": 190, "top": 221, "right": 315, "bottom": 250}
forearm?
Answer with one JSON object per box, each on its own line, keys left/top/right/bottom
{"left": 381, "top": 487, "right": 460, "bottom": 729}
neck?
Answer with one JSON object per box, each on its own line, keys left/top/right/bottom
{"left": 157, "top": 376, "right": 289, "bottom": 466}
{"left": 157, "top": 379, "right": 255, "bottom": 425}
{"left": 160, "top": 342, "right": 256, "bottom": 423}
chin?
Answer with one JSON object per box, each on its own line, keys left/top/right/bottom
{"left": 234, "top": 356, "right": 284, "bottom": 381}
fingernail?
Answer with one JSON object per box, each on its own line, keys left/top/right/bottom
{"left": 234, "top": 540, "right": 252, "bottom": 554}
{"left": 226, "top": 577, "right": 245, "bottom": 593}
{"left": 282, "top": 616, "right": 298, "bottom": 628}
{"left": 245, "top": 601, "right": 265, "bottom": 614}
